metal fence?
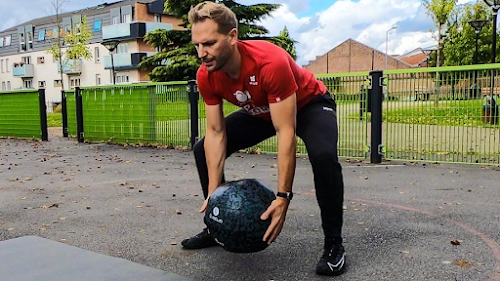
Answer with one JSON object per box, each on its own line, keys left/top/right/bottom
{"left": 384, "top": 64, "right": 500, "bottom": 165}
{"left": 76, "top": 82, "right": 190, "bottom": 146}
{"left": 64, "top": 90, "right": 77, "bottom": 137}
{"left": 0, "top": 89, "right": 47, "bottom": 140}
{"left": 61, "top": 64, "right": 500, "bottom": 166}
{"left": 319, "top": 73, "right": 370, "bottom": 158}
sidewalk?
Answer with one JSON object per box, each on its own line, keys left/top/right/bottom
{"left": 1, "top": 135, "right": 499, "bottom": 281}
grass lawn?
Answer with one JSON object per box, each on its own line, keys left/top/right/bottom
{"left": 47, "top": 112, "right": 62, "bottom": 127}
{"left": 350, "top": 100, "right": 499, "bottom": 127}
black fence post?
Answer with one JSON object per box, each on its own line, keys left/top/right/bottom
{"left": 369, "top": 70, "right": 384, "bottom": 164}
{"left": 61, "top": 90, "right": 68, "bottom": 137}
{"left": 75, "top": 87, "right": 84, "bottom": 143}
{"left": 188, "top": 80, "right": 199, "bottom": 149}
{"left": 38, "top": 89, "right": 48, "bottom": 141}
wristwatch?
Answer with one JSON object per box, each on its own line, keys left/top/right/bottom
{"left": 276, "top": 191, "right": 293, "bottom": 201}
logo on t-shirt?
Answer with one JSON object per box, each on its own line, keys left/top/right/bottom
{"left": 249, "top": 75, "right": 258, "bottom": 86}
{"left": 234, "top": 90, "right": 252, "bottom": 103}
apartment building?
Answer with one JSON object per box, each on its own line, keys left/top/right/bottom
{"left": 0, "top": 0, "right": 183, "bottom": 110}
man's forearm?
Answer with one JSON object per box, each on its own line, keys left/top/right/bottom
{"left": 276, "top": 128, "right": 296, "bottom": 193}
{"left": 204, "top": 131, "right": 226, "bottom": 196}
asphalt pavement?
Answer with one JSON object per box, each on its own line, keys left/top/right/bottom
{"left": 1, "top": 134, "right": 500, "bottom": 281}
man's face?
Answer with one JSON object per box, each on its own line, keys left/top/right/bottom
{"left": 192, "top": 19, "right": 235, "bottom": 72}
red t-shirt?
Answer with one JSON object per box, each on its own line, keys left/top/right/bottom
{"left": 197, "top": 40, "right": 327, "bottom": 120}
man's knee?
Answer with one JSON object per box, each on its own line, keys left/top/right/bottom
{"left": 308, "top": 148, "right": 339, "bottom": 166}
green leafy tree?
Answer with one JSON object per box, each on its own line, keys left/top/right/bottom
{"left": 267, "top": 26, "right": 298, "bottom": 60}
{"left": 442, "top": 2, "right": 493, "bottom": 66}
{"left": 47, "top": 15, "right": 93, "bottom": 87}
{"left": 422, "top": 0, "right": 457, "bottom": 68}
{"left": 139, "top": 0, "right": 283, "bottom": 81}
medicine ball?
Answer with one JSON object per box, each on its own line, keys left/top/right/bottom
{"left": 204, "top": 179, "right": 276, "bottom": 253}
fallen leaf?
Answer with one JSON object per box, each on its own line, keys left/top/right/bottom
{"left": 7, "top": 228, "right": 14, "bottom": 231}
{"left": 20, "top": 197, "right": 26, "bottom": 200}
{"left": 451, "top": 239, "right": 461, "bottom": 245}
{"left": 152, "top": 182, "right": 157, "bottom": 186}
{"left": 454, "top": 259, "right": 473, "bottom": 268}
{"left": 176, "top": 210, "right": 182, "bottom": 215}
{"left": 401, "top": 250, "right": 410, "bottom": 254}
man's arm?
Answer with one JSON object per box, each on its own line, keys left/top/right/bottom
{"left": 261, "top": 92, "right": 297, "bottom": 243}
{"left": 204, "top": 103, "right": 226, "bottom": 197}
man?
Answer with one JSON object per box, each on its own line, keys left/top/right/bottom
{"left": 181, "top": 1, "right": 346, "bottom": 276}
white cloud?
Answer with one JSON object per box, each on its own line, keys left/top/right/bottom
{"left": 257, "top": 0, "right": 473, "bottom": 66}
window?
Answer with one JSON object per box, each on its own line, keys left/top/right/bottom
{"left": 122, "top": 13, "right": 131, "bottom": 23}
{"left": 38, "top": 81, "right": 46, "bottom": 88}
{"left": 112, "top": 16, "right": 120, "bottom": 25}
{"left": 37, "top": 57, "right": 45, "bottom": 64}
{"left": 0, "top": 37, "right": 3, "bottom": 48}
{"left": 54, "top": 79, "right": 62, "bottom": 87}
{"left": 5, "top": 35, "right": 11, "bottom": 46}
{"left": 27, "top": 30, "right": 33, "bottom": 50}
{"left": 116, "top": 74, "right": 129, "bottom": 84}
{"left": 1, "top": 59, "right": 3, "bottom": 73}
{"left": 96, "top": 74, "right": 101, "bottom": 85}
{"left": 64, "top": 24, "right": 71, "bottom": 35}
{"left": 22, "top": 56, "right": 31, "bottom": 64}
{"left": 1, "top": 82, "right": 5, "bottom": 90}
{"left": 154, "top": 14, "right": 161, "bottom": 23}
{"left": 7, "top": 81, "right": 11, "bottom": 90}
{"left": 93, "top": 19, "right": 102, "bottom": 32}
{"left": 19, "top": 33, "right": 26, "bottom": 52}
{"left": 6, "top": 59, "right": 9, "bottom": 72}
{"left": 70, "top": 77, "right": 81, "bottom": 88}
{"left": 116, "top": 43, "right": 128, "bottom": 54}
{"left": 24, "top": 79, "right": 33, "bottom": 89}
{"left": 38, "top": 29, "right": 46, "bottom": 41}
{"left": 95, "top": 47, "right": 100, "bottom": 63}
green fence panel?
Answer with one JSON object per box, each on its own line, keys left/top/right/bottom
{"left": 80, "top": 82, "right": 190, "bottom": 147}
{"left": 319, "top": 74, "right": 369, "bottom": 158}
{"left": 65, "top": 90, "right": 77, "bottom": 137}
{"left": 154, "top": 83, "right": 190, "bottom": 147}
{"left": 384, "top": 64, "right": 500, "bottom": 165}
{"left": 0, "top": 90, "right": 42, "bottom": 139}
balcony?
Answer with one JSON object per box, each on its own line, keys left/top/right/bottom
{"left": 103, "top": 52, "right": 155, "bottom": 70}
{"left": 57, "top": 59, "right": 82, "bottom": 75}
{"left": 13, "top": 64, "right": 34, "bottom": 78}
{"left": 102, "top": 21, "right": 173, "bottom": 40}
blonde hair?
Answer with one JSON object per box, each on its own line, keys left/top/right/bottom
{"left": 188, "top": 1, "right": 238, "bottom": 34}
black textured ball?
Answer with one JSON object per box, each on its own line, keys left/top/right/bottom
{"left": 204, "top": 179, "right": 276, "bottom": 253}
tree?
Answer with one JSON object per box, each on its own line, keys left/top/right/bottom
{"left": 46, "top": 2, "right": 93, "bottom": 89}
{"left": 267, "top": 26, "right": 298, "bottom": 60}
{"left": 442, "top": 2, "right": 493, "bottom": 66}
{"left": 139, "top": 0, "right": 283, "bottom": 81}
{"left": 44, "top": 0, "right": 69, "bottom": 90}
{"left": 422, "top": 0, "right": 457, "bottom": 68}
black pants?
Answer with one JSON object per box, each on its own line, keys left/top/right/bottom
{"left": 193, "top": 93, "right": 344, "bottom": 239}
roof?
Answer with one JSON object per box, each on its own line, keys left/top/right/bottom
{"left": 400, "top": 53, "right": 428, "bottom": 67}
{"left": 305, "top": 38, "right": 411, "bottom": 67}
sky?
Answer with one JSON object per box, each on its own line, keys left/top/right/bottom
{"left": 0, "top": 0, "right": 478, "bottom": 66}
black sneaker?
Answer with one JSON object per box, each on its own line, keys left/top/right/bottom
{"left": 316, "top": 240, "right": 346, "bottom": 276}
{"left": 181, "top": 228, "right": 218, "bottom": 249}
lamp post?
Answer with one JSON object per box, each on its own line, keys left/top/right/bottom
{"left": 469, "top": 19, "right": 488, "bottom": 65}
{"left": 422, "top": 48, "right": 434, "bottom": 67}
{"left": 101, "top": 39, "right": 120, "bottom": 85}
{"left": 385, "top": 25, "right": 398, "bottom": 70}
{"left": 483, "top": 0, "right": 500, "bottom": 63}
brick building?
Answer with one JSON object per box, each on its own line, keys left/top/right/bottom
{"left": 303, "top": 38, "right": 411, "bottom": 74}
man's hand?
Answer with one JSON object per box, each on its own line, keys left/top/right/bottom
{"left": 199, "top": 198, "right": 209, "bottom": 213}
{"left": 260, "top": 197, "right": 289, "bottom": 244}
